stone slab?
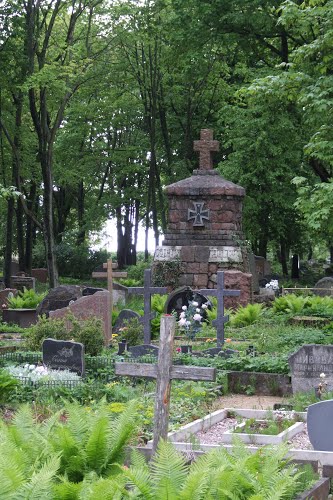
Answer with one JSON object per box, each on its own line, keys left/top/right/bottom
{"left": 289, "top": 345, "right": 333, "bottom": 393}
{"left": 307, "top": 400, "right": 333, "bottom": 451}
{"left": 209, "top": 246, "right": 243, "bottom": 263}
{"left": 128, "top": 344, "right": 159, "bottom": 358}
{"left": 49, "top": 291, "right": 111, "bottom": 345}
{"left": 113, "top": 309, "right": 140, "bottom": 334}
{"left": 154, "top": 246, "right": 181, "bottom": 261}
{"left": 42, "top": 338, "right": 85, "bottom": 376}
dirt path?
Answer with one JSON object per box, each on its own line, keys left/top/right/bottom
{"left": 212, "top": 394, "right": 286, "bottom": 410}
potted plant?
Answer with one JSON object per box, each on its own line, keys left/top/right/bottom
{"left": 2, "top": 288, "right": 45, "bottom": 328}
{"left": 177, "top": 298, "right": 208, "bottom": 353}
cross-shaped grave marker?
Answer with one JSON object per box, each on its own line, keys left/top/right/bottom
{"left": 193, "top": 128, "right": 220, "bottom": 171}
{"left": 188, "top": 201, "right": 210, "bottom": 227}
{"left": 115, "top": 315, "right": 216, "bottom": 454}
{"left": 199, "top": 271, "right": 240, "bottom": 348}
{"left": 91, "top": 258, "right": 128, "bottom": 339}
{"left": 128, "top": 269, "right": 167, "bottom": 344}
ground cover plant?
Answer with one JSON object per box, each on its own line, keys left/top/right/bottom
{"left": 232, "top": 410, "right": 301, "bottom": 436}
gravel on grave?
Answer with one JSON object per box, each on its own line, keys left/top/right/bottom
{"left": 196, "top": 418, "right": 313, "bottom": 450}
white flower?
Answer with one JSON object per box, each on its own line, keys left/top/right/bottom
{"left": 24, "top": 364, "right": 29, "bottom": 369}
{"left": 320, "top": 373, "right": 326, "bottom": 379}
{"left": 29, "top": 364, "right": 35, "bottom": 370}
{"left": 196, "top": 308, "right": 201, "bottom": 313}
{"left": 178, "top": 318, "right": 187, "bottom": 326}
{"left": 185, "top": 320, "right": 191, "bottom": 327}
{"left": 201, "top": 303, "right": 208, "bottom": 309}
{"left": 179, "top": 311, "right": 186, "bottom": 319}
{"left": 182, "top": 305, "right": 187, "bottom": 311}
{"left": 192, "top": 301, "right": 199, "bottom": 307}
{"left": 193, "top": 313, "right": 202, "bottom": 322}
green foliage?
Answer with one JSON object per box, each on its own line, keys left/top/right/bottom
{"left": 0, "top": 401, "right": 138, "bottom": 496}
{"left": 152, "top": 261, "right": 184, "bottom": 289}
{"left": 7, "top": 288, "right": 46, "bottom": 310}
{"left": 230, "top": 303, "right": 265, "bottom": 328}
{"left": 272, "top": 294, "right": 309, "bottom": 315}
{"left": 120, "top": 317, "right": 144, "bottom": 346}
{"left": 151, "top": 295, "right": 168, "bottom": 336}
{"left": 0, "top": 369, "right": 19, "bottom": 404}
{"left": 25, "top": 314, "right": 105, "bottom": 356}
{"left": 124, "top": 260, "right": 152, "bottom": 285}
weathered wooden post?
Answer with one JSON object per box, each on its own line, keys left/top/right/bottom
{"left": 115, "top": 315, "right": 216, "bottom": 456}
{"left": 152, "top": 315, "right": 175, "bottom": 453}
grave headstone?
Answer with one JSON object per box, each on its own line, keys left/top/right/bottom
{"left": 113, "top": 309, "right": 141, "bottom": 335}
{"left": 313, "top": 277, "right": 333, "bottom": 297}
{"left": 11, "top": 276, "right": 36, "bottom": 291}
{"left": 165, "top": 286, "right": 210, "bottom": 316}
{"left": 37, "top": 285, "right": 83, "bottom": 317}
{"left": 288, "top": 344, "right": 333, "bottom": 393}
{"left": 128, "top": 344, "right": 159, "bottom": 358}
{"left": 49, "top": 291, "right": 112, "bottom": 345}
{"left": 31, "top": 268, "right": 48, "bottom": 283}
{"left": 307, "top": 400, "right": 333, "bottom": 451}
{"left": 0, "top": 288, "right": 17, "bottom": 310}
{"left": 42, "top": 338, "right": 85, "bottom": 376}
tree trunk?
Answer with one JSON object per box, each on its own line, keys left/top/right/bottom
{"left": 4, "top": 198, "right": 14, "bottom": 288}
{"left": 280, "top": 238, "right": 288, "bottom": 276}
{"left": 16, "top": 199, "right": 25, "bottom": 271}
{"left": 76, "top": 180, "right": 85, "bottom": 246}
{"left": 25, "top": 181, "right": 37, "bottom": 274}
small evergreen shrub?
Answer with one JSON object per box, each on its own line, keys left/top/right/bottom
{"left": 230, "top": 303, "right": 264, "bottom": 327}
{"left": 25, "top": 314, "right": 105, "bottom": 356}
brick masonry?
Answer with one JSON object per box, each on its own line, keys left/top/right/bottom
{"left": 153, "top": 129, "right": 252, "bottom": 302}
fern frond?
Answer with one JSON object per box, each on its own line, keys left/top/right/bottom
{"left": 151, "top": 440, "right": 188, "bottom": 499}
{"left": 107, "top": 400, "right": 139, "bottom": 466}
{"left": 85, "top": 414, "right": 109, "bottom": 474}
{"left": 13, "top": 453, "right": 60, "bottom": 500}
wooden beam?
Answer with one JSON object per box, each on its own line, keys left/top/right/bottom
{"left": 103, "top": 262, "right": 118, "bottom": 269}
{"left": 91, "top": 271, "right": 128, "bottom": 279}
{"left": 114, "top": 362, "right": 216, "bottom": 382}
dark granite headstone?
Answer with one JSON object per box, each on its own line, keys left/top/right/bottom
{"left": 82, "top": 287, "right": 106, "bottom": 296}
{"left": 307, "top": 400, "right": 333, "bottom": 451}
{"left": 37, "top": 285, "right": 83, "bottom": 317}
{"left": 42, "top": 338, "right": 85, "bottom": 376}
{"left": 165, "top": 286, "right": 210, "bottom": 316}
{"left": 289, "top": 344, "right": 333, "bottom": 393}
{"left": 128, "top": 344, "right": 159, "bottom": 358}
{"left": 113, "top": 309, "right": 140, "bottom": 334}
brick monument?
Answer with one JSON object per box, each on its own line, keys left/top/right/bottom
{"left": 153, "top": 129, "right": 252, "bottom": 306}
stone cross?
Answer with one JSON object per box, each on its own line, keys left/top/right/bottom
{"left": 128, "top": 269, "right": 167, "bottom": 344}
{"left": 188, "top": 201, "right": 210, "bottom": 227}
{"left": 193, "top": 129, "right": 219, "bottom": 170}
{"left": 115, "top": 315, "right": 216, "bottom": 454}
{"left": 199, "top": 271, "right": 240, "bottom": 348}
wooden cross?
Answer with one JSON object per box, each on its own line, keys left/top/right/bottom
{"left": 199, "top": 271, "right": 240, "bottom": 348}
{"left": 193, "top": 129, "right": 219, "bottom": 171}
{"left": 127, "top": 269, "right": 167, "bottom": 344}
{"left": 115, "top": 315, "right": 216, "bottom": 454}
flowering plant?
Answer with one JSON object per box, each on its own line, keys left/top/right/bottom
{"left": 177, "top": 299, "right": 208, "bottom": 341}
{"left": 5, "top": 364, "right": 81, "bottom": 383}
{"left": 265, "top": 279, "right": 279, "bottom": 291}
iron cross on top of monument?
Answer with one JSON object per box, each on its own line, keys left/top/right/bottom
{"left": 193, "top": 128, "right": 220, "bottom": 171}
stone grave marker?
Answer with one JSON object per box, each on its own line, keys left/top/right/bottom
{"left": 113, "top": 309, "right": 141, "bottom": 334}
{"left": 307, "top": 400, "right": 333, "bottom": 451}
{"left": 128, "top": 344, "right": 159, "bottom": 358}
{"left": 115, "top": 315, "right": 216, "bottom": 454}
{"left": 127, "top": 269, "right": 167, "bottom": 344}
{"left": 165, "top": 286, "right": 209, "bottom": 316}
{"left": 42, "top": 338, "right": 85, "bottom": 376}
{"left": 49, "top": 290, "right": 112, "bottom": 345}
{"left": 288, "top": 344, "right": 333, "bottom": 393}
{"left": 37, "top": 285, "right": 83, "bottom": 317}
{"left": 313, "top": 277, "right": 333, "bottom": 297}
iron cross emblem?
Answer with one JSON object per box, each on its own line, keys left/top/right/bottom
{"left": 188, "top": 202, "right": 210, "bottom": 226}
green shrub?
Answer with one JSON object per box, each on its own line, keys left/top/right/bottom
{"left": 7, "top": 288, "right": 46, "bottom": 309}
{"left": 272, "top": 294, "right": 309, "bottom": 315}
{"left": 230, "top": 303, "right": 265, "bottom": 327}
{"left": 0, "top": 369, "right": 20, "bottom": 404}
{"left": 120, "top": 317, "right": 144, "bottom": 346}
{"left": 70, "top": 315, "right": 105, "bottom": 356}
{"left": 25, "top": 314, "right": 105, "bottom": 356}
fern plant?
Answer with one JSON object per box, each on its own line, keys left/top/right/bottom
{"left": 0, "top": 401, "right": 139, "bottom": 497}
{"left": 230, "top": 303, "right": 264, "bottom": 328}
{"left": 7, "top": 288, "right": 46, "bottom": 309}
{"left": 272, "top": 294, "right": 309, "bottom": 315}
